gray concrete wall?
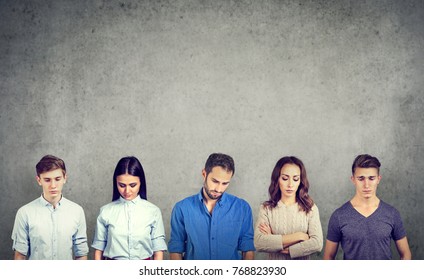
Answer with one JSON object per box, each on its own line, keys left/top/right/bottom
{"left": 0, "top": 0, "right": 422, "bottom": 260}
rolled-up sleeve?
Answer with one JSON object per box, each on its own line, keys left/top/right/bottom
{"left": 73, "top": 207, "right": 89, "bottom": 257}
{"left": 239, "top": 202, "right": 256, "bottom": 252}
{"left": 92, "top": 209, "right": 108, "bottom": 251}
{"left": 168, "top": 203, "right": 187, "bottom": 253}
{"left": 11, "top": 208, "right": 30, "bottom": 256}
{"left": 150, "top": 209, "right": 167, "bottom": 252}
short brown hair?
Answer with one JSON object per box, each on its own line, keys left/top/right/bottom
{"left": 204, "top": 153, "right": 235, "bottom": 176}
{"left": 352, "top": 154, "right": 381, "bottom": 175}
{"left": 36, "top": 155, "right": 66, "bottom": 176}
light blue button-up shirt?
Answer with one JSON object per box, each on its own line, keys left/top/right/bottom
{"left": 168, "top": 189, "right": 255, "bottom": 259}
{"left": 11, "top": 195, "right": 89, "bottom": 260}
{"left": 92, "top": 196, "right": 167, "bottom": 259}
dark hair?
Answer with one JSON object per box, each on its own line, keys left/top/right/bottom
{"left": 204, "top": 153, "right": 235, "bottom": 176}
{"left": 263, "top": 156, "right": 314, "bottom": 213}
{"left": 36, "top": 155, "right": 66, "bottom": 176}
{"left": 352, "top": 154, "right": 381, "bottom": 175}
{"left": 112, "top": 156, "right": 147, "bottom": 201}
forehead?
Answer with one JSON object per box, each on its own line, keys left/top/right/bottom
{"left": 208, "top": 166, "right": 233, "bottom": 180}
{"left": 354, "top": 167, "right": 379, "bottom": 177}
{"left": 116, "top": 174, "right": 140, "bottom": 183}
{"left": 39, "top": 168, "right": 65, "bottom": 178}
{"left": 280, "top": 164, "right": 300, "bottom": 175}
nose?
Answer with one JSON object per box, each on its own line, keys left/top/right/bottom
{"left": 364, "top": 179, "right": 370, "bottom": 188}
{"left": 51, "top": 180, "right": 57, "bottom": 189}
{"left": 215, "top": 183, "right": 225, "bottom": 192}
{"left": 288, "top": 179, "right": 294, "bottom": 188}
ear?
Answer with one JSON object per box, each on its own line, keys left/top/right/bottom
{"left": 63, "top": 173, "right": 67, "bottom": 184}
{"left": 36, "top": 176, "right": 42, "bottom": 186}
{"left": 350, "top": 175, "right": 355, "bottom": 184}
{"left": 202, "top": 169, "right": 207, "bottom": 181}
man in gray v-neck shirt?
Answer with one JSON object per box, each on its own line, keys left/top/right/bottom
{"left": 323, "top": 154, "right": 411, "bottom": 260}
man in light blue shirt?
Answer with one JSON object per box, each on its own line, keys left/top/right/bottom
{"left": 168, "top": 153, "right": 255, "bottom": 260}
{"left": 11, "top": 155, "right": 89, "bottom": 260}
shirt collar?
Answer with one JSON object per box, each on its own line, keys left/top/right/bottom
{"left": 118, "top": 195, "right": 142, "bottom": 204}
{"left": 38, "top": 194, "right": 64, "bottom": 207}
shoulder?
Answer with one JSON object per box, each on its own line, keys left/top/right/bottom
{"left": 62, "top": 197, "right": 84, "bottom": 212}
{"left": 309, "top": 203, "right": 320, "bottom": 215}
{"left": 139, "top": 199, "right": 162, "bottom": 212}
{"left": 379, "top": 200, "right": 402, "bottom": 216}
{"left": 334, "top": 201, "right": 351, "bottom": 213}
{"left": 99, "top": 200, "right": 120, "bottom": 212}
{"left": 174, "top": 193, "right": 198, "bottom": 208}
{"left": 225, "top": 193, "right": 252, "bottom": 211}
{"left": 328, "top": 201, "right": 351, "bottom": 220}
{"left": 16, "top": 197, "right": 42, "bottom": 215}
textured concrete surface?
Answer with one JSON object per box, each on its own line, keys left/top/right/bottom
{"left": 0, "top": 0, "right": 423, "bottom": 260}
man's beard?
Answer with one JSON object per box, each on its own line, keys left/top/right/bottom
{"left": 203, "top": 183, "right": 222, "bottom": 200}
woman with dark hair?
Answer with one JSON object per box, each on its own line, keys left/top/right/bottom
{"left": 254, "top": 156, "right": 323, "bottom": 260}
{"left": 92, "top": 156, "right": 167, "bottom": 260}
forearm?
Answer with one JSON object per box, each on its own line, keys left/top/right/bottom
{"left": 396, "top": 237, "right": 412, "bottom": 260}
{"left": 170, "top": 252, "right": 183, "bottom": 260}
{"left": 254, "top": 230, "right": 285, "bottom": 252}
{"left": 282, "top": 232, "right": 309, "bottom": 248}
{"left": 242, "top": 251, "right": 254, "bottom": 260}
{"left": 14, "top": 251, "right": 27, "bottom": 260}
{"left": 94, "top": 249, "right": 104, "bottom": 260}
{"left": 323, "top": 240, "right": 339, "bottom": 260}
{"left": 400, "top": 252, "right": 412, "bottom": 260}
{"left": 153, "top": 251, "right": 164, "bottom": 260}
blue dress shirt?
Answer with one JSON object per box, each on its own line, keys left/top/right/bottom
{"left": 11, "top": 195, "right": 89, "bottom": 259}
{"left": 168, "top": 189, "right": 255, "bottom": 260}
{"left": 92, "top": 196, "right": 167, "bottom": 259}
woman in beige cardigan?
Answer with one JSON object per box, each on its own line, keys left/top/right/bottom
{"left": 254, "top": 156, "right": 323, "bottom": 259}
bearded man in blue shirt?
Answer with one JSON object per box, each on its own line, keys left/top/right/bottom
{"left": 168, "top": 153, "right": 255, "bottom": 260}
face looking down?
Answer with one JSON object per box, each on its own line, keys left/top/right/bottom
{"left": 37, "top": 168, "right": 66, "bottom": 203}
{"left": 117, "top": 174, "right": 141, "bottom": 201}
{"left": 202, "top": 166, "right": 233, "bottom": 200}
{"left": 278, "top": 163, "right": 301, "bottom": 200}
{"left": 351, "top": 167, "right": 381, "bottom": 199}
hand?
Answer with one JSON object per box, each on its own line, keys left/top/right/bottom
{"left": 297, "top": 232, "right": 310, "bottom": 241}
{"left": 280, "top": 248, "right": 289, "bottom": 254}
{"left": 258, "top": 223, "right": 273, "bottom": 235}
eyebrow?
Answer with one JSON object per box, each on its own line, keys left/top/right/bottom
{"left": 44, "top": 176, "right": 62, "bottom": 180}
{"left": 211, "top": 177, "right": 230, "bottom": 184}
{"left": 281, "top": 173, "right": 300, "bottom": 177}
{"left": 118, "top": 182, "right": 138, "bottom": 185}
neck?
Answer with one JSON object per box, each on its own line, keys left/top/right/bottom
{"left": 280, "top": 196, "right": 296, "bottom": 205}
{"left": 43, "top": 193, "right": 62, "bottom": 208}
{"left": 351, "top": 195, "right": 379, "bottom": 207}
{"left": 202, "top": 189, "right": 218, "bottom": 213}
